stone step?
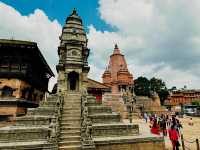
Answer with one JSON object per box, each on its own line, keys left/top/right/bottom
{"left": 60, "top": 131, "right": 81, "bottom": 136}
{"left": 63, "top": 99, "right": 80, "bottom": 102}
{"left": 62, "top": 107, "right": 81, "bottom": 110}
{"left": 62, "top": 110, "right": 81, "bottom": 113}
{"left": 60, "top": 121, "right": 81, "bottom": 126}
{"left": 61, "top": 118, "right": 81, "bottom": 121}
{"left": 59, "top": 141, "right": 81, "bottom": 147}
{"left": 88, "top": 106, "right": 112, "bottom": 114}
{"left": 59, "top": 135, "right": 80, "bottom": 141}
{"left": 61, "top": 116, "right": 81, "bottom": 120}
{"left": 41, "top": 100, "right": 57, "bottom": 105}
{"left": 85, "top": 100, "right": 101, "bottom": 106}
{"left": 89, "top": 113, "right": 121, "bottom": 123}
{"left": 86, "top": 95, "right": 96, "bottom": 99}
{"left": 63, "top": 101, "right": 80, "bottom": 105}
{"left": 46, "top": 96, "right": 58, "bottom": 102}
{"left": 60, "top": 126, "right": 80, "bottom": 130}
{"left": 64, "top": 99, "right": 81, "bottom": 101}
{"left": 0, "top": 141, "right": 56, "bottom": 150}
{"left": 60, "top": 127, "right": 81, "bottom": 132}
{"left": 62, "top": 114, "right": 81, "bottom": 117}
{"left": 92, "top": 123, "right": 139, "bottom": 137}
{"left": 0, "top": 126, "right": 49, "bottom": 142}
{"left": 27, "top": 107, "right": 56, "bottom": 116}
{"left": 61, "top": 120, "right": 81, "bottom": 125}
{"left": 15, "top": 115, "right": 51, "bottom": 126}
{"left": 62, "top": 108, "right": 81, "bottom": 111}
{"left": 59, "top": 145, "right": 81, "bottom": 150}
{"left": 62, "top": 112, "right": 81, "bottom": 115}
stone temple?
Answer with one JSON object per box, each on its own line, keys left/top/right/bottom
{"left": 102, "top": 44, "right": 134, "bottom": 94}
{"left": 0, "top": 9, "right": 165, "bottom": 150}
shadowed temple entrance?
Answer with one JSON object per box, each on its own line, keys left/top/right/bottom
{"left": 68, "top": 71, "right": 79, "bottom": 92}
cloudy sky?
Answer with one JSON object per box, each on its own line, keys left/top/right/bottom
{"left": 0, "top": 0, "right": 200, "bottom": 90}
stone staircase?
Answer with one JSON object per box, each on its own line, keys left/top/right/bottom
{"left": 59, "top": 93, "right": 82, "bottom": 150}
{"left": 0, "top": 94, "right": 60, "bottom": 149}
{"left": 83, "top": 95, "right": 165, "bottom": 150}
{"left": 85, "top": 95, "right": 139, "bottom": 139}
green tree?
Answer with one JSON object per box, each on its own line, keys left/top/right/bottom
{"left": 191, "top": 99, "right": 200, "bottom": 106}
{"left": 134, "top": 76, "right": 169, "bottom": 105}
{"left": 134, "top": 77, "right": 150, "bottom": 96}
{"left": 149, "top": 77, "right": 169, "bottom": 105}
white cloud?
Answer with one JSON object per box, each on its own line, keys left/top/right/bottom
{"left": 0, "top": 2, "right": 62, "bottom": 91}
{"left": 1, "top": 1, "right": 200, "bottom": 90}
{"left": 88, "top": 0, "right": 200, "bottom": 89}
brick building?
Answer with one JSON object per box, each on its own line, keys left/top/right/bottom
{"left": 102, "top": 44, "right": 134, "bottom": 94}
{"left": 0, "top": 39, "right": 54, "bottom": 118}
{"left": 165, "top": 89, "right": 200, "bottom": 106}
{"left": 87, "top": 78, "right": 111, "bottom": 102}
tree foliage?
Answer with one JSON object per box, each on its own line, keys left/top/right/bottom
{"left": 191, "top": 100, "right": 200, "bottom": 106}
{"left": 134, "top": 77, "right": 150, "bottom": 96}
{"left": 134, "top": 76, "right": 169, "bottom": 105}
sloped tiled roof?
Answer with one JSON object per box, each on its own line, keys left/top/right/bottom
{"left": 87, "top": 78, "right": 110, "bottom": 90}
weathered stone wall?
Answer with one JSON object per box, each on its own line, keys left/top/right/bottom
{"left": 136, "top": 96, "right": 167, "bottom": 115}
{"left": 103, "top": 94, "right": 128, "bottom": 119}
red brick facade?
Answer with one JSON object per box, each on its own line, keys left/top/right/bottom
{"left": 165, "top": 90, "right": 200, "bottom": 106}
{"left": 102, "top": 44, "right": 133, "bottom": 94}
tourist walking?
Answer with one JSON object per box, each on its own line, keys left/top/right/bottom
{"left": 168, "top": 125, "right": 180, "bottom": 150}
{"left": 144, "top": 112, "right": 148, "bottom": 123}
{"left": 188, "top": 118, "right": 194, "bottom": 126}
{"left": 150, "top": 119, "right": 160, "bottom": 135}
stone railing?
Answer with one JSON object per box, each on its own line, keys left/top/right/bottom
{"left": 48, "top": 92, "right": 64, "bottom": 148}
{"left": 81, "top": 90, "right": 95, "bottom": 150}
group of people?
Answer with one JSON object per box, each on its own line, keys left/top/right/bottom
{"left": 145, "top": 113, "right": 182, "bottom": 150}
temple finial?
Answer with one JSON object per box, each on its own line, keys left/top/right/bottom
{"left": 72, "top": 8, "right": 77, "bottom": 15}
{"left": 115, "top": 44, "right": 118, "bottom": 49}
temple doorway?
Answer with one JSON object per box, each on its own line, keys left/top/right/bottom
{"left": 68, "top": 71, "right": 79, "bottom": 91}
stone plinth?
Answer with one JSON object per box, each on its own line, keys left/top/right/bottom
{"left": 103, "top": 93, "right": 128, "bottom": 119}
{"left": 136, "top": 96, "right": 168, "bottom": 115}
{"left": 92, "top": 123, "right": 139, "bottom": 137}
{"left": 0, "top": 94, "right": 60, "bottom": 149}
{"left": 0, "top": 126, "right": 49, "bottom": 142}
{"left": 94, "top": 136, "right": 164, "bottom": 150}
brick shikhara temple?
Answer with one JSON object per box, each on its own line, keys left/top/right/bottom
{"left": 102, "top": 44, "right": 134, "bottom": 94}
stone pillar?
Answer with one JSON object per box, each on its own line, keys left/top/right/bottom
{"left": 57, "top": 70, "right": 66, "bottom": 94}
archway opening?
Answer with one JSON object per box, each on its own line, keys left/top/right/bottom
{"left": 68, "top": 71, "right": 79, "bottom": 91}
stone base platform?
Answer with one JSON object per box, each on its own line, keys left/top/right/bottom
{"left": 0, "top": 126, "right": 49, "bottom": 142}
{"left": 92, "top": 123, "right": 139, "bottom": 137}
{"left": 0, "top": 141, "right": 57, "bottom": 150}
{"left": 94, "top": 134, "right": 165, "bottom": 150}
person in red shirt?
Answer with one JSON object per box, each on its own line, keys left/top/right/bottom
{"left": 150, "top": 120, "right": 160, "bottom": 135}
{"left": 168, "top": 124, "right": 180, "bottom": 150}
